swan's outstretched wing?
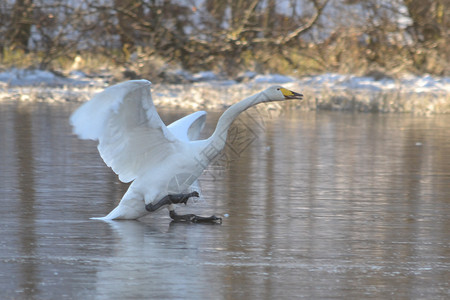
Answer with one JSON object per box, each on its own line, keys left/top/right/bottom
{"left": 167, "top": 111, "right": 207, "bottom": 142}
{"left": 70, "top": 80, "right": 181, "bottom": 183}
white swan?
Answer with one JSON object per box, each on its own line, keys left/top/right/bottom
{"left": 70, "top": 80, "right": 303, "bottom": 221}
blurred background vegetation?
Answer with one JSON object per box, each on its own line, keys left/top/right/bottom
{"left": 0, "top": 0, "right": 448, "bottom": 79}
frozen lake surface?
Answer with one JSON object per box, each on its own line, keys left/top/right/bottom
{"left": 0, "top": 101, "right": 449, "bottom": 299}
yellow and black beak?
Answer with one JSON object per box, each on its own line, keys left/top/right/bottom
{"left": 280, "top": 88, "right": 303, "bottom": 100}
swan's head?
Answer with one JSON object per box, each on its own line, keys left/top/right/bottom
{"left": 262, "top": 86, "right": 303, "bottom": 102}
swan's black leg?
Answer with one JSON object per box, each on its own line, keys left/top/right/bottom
{"left": 145, "top": 192, "right": 199, "bottom": 212}
{"left": 145, "top": 195, "right": 170, "bottom": 212}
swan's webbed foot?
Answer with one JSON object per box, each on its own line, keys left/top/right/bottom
{"left": 170, "top": 210, "right": 222, "bottom": 224}
{"left": 169, "top": 191, "right": 199, "bottom": 205}
{"left": 145, "top": 191, "right": 199, "bottom": 212}
{"left": 146, "top": 192, "right": 221, "bottom": 223}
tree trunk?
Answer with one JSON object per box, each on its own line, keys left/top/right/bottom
{"left": 114, "top": 0, "right": 144, "bottom": 51}
{"left": 403, "top": 0, "right": 448, "bottom": 42}
{"left": 6, "top": 0, "right": 34, "bottom": 52}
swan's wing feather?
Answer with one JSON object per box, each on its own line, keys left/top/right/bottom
{"left": 70, "top": 80, "right": 180, "bottom": 183}
{"left": 186, "top": 112, "right": 207, "bottom": 140}
{"left": 167, "top": 111, "right": 207, "bottom": 141}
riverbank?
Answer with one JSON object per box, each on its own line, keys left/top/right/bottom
{"left": 0, "top": 68, "right": 449, "bottom": 114}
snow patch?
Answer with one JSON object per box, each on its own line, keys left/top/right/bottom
{"left": 300, "top": 73, "right": 450, "bottom": 93}
{"left": 192, "top": 71, "right": 219, "bottom": 82}
{"left": 252, "top": 74, "right": 295, "bottom": 84}
{"left": 0, "top": 68, "right": 104, "bottom": 87}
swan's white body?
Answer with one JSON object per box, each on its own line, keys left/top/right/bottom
{"left": 70, "top": 80, "right": 302, "bottom": 220}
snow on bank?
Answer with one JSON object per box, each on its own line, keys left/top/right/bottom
{"left": 0, "top": 68, "right": 106, "bottom": 87}
{"left": 299, "top": 73, "right": 450, "bottom": 94}
{"left": 0, "top": 68, "right": 449, "bottom": 114}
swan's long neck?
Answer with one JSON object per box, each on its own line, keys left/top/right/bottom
{"left": 203, "top": 91, "right": 270, "bottom": 155}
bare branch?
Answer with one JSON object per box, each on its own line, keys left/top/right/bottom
{"left": 278, "top": 0, "right": 330, "bottom": 45}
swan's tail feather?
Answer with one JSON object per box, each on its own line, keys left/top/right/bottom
{"left": 90, "top": 216, "right": 112, "bottom": 221}
{"left": 90, "top": 205, "right": 123, "bottom": 220}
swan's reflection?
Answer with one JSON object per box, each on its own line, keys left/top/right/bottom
{"left": 94, "top": 219, "right": 218, "bottom": 299}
